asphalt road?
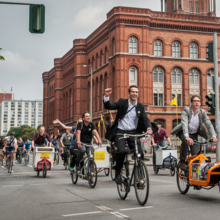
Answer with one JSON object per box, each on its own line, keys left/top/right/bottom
{"left": 0, "top": 153, "right": 220, "bottom": 220}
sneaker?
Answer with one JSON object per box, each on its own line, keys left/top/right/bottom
{"left": 76, "top": 163, "right": 81, "bottom": 171}
{"left": 179, "top": 161, "right": 186, "bottom": 171}
{"left": 4, "top": 166, "right": 7, "bottom": 170}
{"left": 13, "top": 162, "right": 15, "bottom": 166}
{"left": 69, "top": 167, "right": 73, "bottom": 172}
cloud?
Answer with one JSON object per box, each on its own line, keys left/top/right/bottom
{"left": 72, "top": 5, "right": 106, "bottom": 30}
{"left": 1, "top": 51, "right": 41, "bottom": 74}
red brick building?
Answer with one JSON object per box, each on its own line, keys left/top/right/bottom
{"left": 0, "top": 91, "right": 13, "bottom": 103}
{"left": 42, "top": 0, "right": 219, "bottom": 137}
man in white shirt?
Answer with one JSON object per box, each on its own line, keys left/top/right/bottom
{"left": 171, "top": 95, "right": 218, "bottom": 170}
{"left": 104, "top": 85, "right": 153, "bottom": 183}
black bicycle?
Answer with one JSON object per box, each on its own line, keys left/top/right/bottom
{"left": 116, "top": 133, "right": 150, "bottom": 206}
{"left": 71, "top": 143, "right": 98, "bottom": 188}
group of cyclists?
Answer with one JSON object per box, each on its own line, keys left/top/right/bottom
{"left": 0, "top": 85, "right": 218, "bottom": 191}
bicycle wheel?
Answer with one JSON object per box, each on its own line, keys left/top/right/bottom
{"left": 8, "top": 157, "right": 11, "bottom": 173}
{"left": 56, "top": 153, "right": 59, "bottom": 165}
{"left": 170, "top": 159, "right": 175, "bottom": 176}
{"left": 71, "top": 166, "right": 78, "bottom": 184}
{"left": 25, "top": 155, "right": 28, "bottom": 166}
{"left": 87, "top": 160, "right": 97, "bottom": 188}
{"left": 111, "top": 161, "right": 115, "bottom": 181}
{"left": 43, "top": 162, "right": 47, "bottom": 178}
{"left": 134, "top": 160, "right": 149, "bottom": 206}
{"left": 117, "top": 164, "right": 129, "bottom": 200}
{"left": 176, "top": 166, "right": 189, "bottom": 194}
{"left": 104, "top": 168, "right": 110, "bottom": 176}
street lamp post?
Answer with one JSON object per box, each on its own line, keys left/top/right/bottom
{"left": 83, "top": 64, "right": 93, "bottom": 121}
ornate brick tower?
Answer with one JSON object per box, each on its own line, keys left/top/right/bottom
{"left": 161, "top": 0, "right": 216, "bottom": 16}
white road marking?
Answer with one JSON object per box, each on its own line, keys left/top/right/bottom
{"left": 110, "top": 212, "right": 128, "bottom": 218}
{"left": 3, "top": 185, "right": 23, "bottom": 187}
{"left": 30, "top": 183, "right": 48, "bottom": 186}
{"left": 120, "top": 206, "right": 153, "bottom": 211}
{"left": 63, "top": 211, "right": 102, "bottom": 217}
{"left": 96, "top": 206, "right": 111, "bottom": 211}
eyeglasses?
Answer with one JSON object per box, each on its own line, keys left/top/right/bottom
{"left": 192, "top": 100, "right": 200, "bottom": 103}
{"left": 130, "top": 91, "right": 139, "bottom": 94}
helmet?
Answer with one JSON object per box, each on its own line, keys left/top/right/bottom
{"left": 10, "top": 132, "right": 15, "bottom": 136}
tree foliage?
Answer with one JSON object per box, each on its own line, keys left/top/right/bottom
{"left": 21, "top": 127, "right": 35, "bottom": 141}
{"left": 0, "top": 48, "right": 5, "bottom": 61}
{"left": 6, "top": 125, "right": 31, "bottom": 141}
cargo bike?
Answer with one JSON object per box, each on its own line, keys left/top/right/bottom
{"left": 33, "top": 147, "right": 54, "bottom": 178}
{"left": 176, "top": 140, "right": 220, "bottom": 194}
{"left": 154, "top": 144, "right": 178, "bottom": 176}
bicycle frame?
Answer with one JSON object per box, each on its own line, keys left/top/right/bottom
{"left": 179, "top": 141, "right": 220, "bottom": 188}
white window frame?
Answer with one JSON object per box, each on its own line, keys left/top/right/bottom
{"left": 154, "top": 40, "right": 162, "bottom": 56}
{"left": 129, "top": 36, "right": 138, "bottom": 54}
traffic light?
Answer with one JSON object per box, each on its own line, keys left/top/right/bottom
{"left": 205, "top": 93, "right": 215, "bottom": 115}
{"left": 29, "top": 4, "right": 45, "bottom": 34}
{"left": 206, "top": 42, "right": 213, "bottom": 62}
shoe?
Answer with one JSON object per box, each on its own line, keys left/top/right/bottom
{"left": 4, "top": 166, "right": 7, "bottom": 170}
{"left": 76, "top": 163, "right": 81, "bottom": 171}
{"left": 115, "top": 172, "right": 122, "bottom": 184}
{"left": 13, "top": 162, "right": 15, "bottom": 166}
{"left": 63, "top": 163, "right": 65, "bottom": 166}
{"left": 179, "top": 161, "right": 186, "bottom": 171}
{"left": 69, "top": 167, "right": 73, "bottom": 172}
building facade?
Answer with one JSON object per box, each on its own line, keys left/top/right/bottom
{"left": 0, "top": 100, "right": 43, "bottom": 136}
{"left": 0, "top": 91, "right": 13, "bottom": 103}
{"left": 43, "top": 0, "right": 219, "bottom": 137}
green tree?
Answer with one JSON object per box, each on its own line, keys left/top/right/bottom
{"left": 6, "top": 125, "right": 29, "bottom": 140}
{"left": 21, "top": 126, "right": 35, "bottom": 141}
{"left": 0, "top": 48, "right": 5, "bottom": 61}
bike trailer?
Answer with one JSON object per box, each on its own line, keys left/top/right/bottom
{"left": 93, "top": 144, "right": 110, "bottom": 169}
{"left": 33, "top": 147, "right": 54, "bottom": 169}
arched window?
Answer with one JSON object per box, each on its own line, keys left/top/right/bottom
{"left": 172, "top": 68, "right": 182, "bottom": 83}
{"left": 129, "top": 36, "right": 138, "bottom": 53}
{"left": 112, "top": 38, "right": 115, "bottom": 55}
{"left": 100, "top": 50, "right": 103, "bottom": 66}
{"left": 172, "top": 41, "right": 180, "bottom": 58}
{"left": 154, "top": 40, "right": 162, "bottom": 56}
{"left": 190, "top": 42, "right": 198, "bottom": 59}
{"left": 96, "top": 54, "right": 99, "bottom": 69}
{"left": 189, "top": 69, "right": 199, "bottom": 84}
{"left": 105, "top": 47, "right": 108, "bottom": 64}
{"left": 129, "top": 66, "right": 137, "bottom": 86}
{"left": 154, "top": 119, "right": 165, "bottom": 128}
{"left": 153, "top": 67, "right": 164, "bottom": 83}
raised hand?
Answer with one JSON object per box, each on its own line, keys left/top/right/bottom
{"left": 104, "top": 88, "right": 112, "bottom": 97}
{"left": 53, "top": 119, "right": 60, "bottom": 125}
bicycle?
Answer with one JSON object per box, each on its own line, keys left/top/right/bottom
{"left": 0, "top": 150, "right": 4, "bottom": 166}
{"left": 153, "top": 144, "right": 177, "bottom": 176}
{"left": 71, "top": 143, "right": 98, "bottom": 188}
{"left": 6, "top": 151, "right": 14, "bottom": 174}
{"left": 64, "top": 147, "right": 70, "bottom": 170}
{"left": 17, "top": 148, "right": 23, "bottom": 163}
{"left": 24, "top": 150, "right": 30, "bottom": 165}
{"left": 116, "top": 133, "right": 150, "bottom": 206}
{"left": 55, "top": 149, "right": 59, "bottom": 165}
{"left": 176, "top": 139, "right": 220, "bottom": 194}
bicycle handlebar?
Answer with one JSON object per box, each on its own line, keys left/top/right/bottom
{"left": 193, "top": 139, "right": 213, "bottom": 145}
{"left": 118, "top": 133, "right": 151, "bottom": 140}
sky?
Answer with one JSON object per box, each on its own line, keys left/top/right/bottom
{"left": 0, "top": 0, "right": 220, "bottom": 100}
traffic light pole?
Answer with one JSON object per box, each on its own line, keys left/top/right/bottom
{"left": 213, "top": 32, "right": 220, "bottom": 162}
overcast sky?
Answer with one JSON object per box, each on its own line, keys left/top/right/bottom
{"left": 0, "top": 0, "right": 220, "bottom": 100}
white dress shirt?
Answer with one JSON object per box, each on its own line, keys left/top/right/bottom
{"left": 104, "top": 96, "right": 138, "bottom": 130}
{"left": 184, "top": 110, "right": 216, "bottom": 138}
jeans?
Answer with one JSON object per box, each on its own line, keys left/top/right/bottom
{"left": 153, "top": 141, "right": 165, "bottom": 167}
{"left": 24, "top": 150, "right": 30, "bottom": 163}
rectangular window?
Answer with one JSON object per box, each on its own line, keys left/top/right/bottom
{"left": 153, "top": 74, "right": 158, "bottom": 82}
{"left": 172, "top": 74, "right": 176, "bottom": 83}
{"left": 153, "top": 94, "right": 158, "bottom": 106}
{"left": 189, "top": 1, "right": 193, "bottom": 12}
{"left": 177, "top": 94, "right": 182, "bottom": 106}
{"left": 159, "top": 73, "right": 163, "bottom": 82}
{"left": 195, "top": 1, "right": 199, "bottom": 13}
{"left": 159, "top": 94, "right": 163, "bottom": 106}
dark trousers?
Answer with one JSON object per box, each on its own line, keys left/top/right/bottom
{"left": 114, "top": 130, "right": 143, "bottom": 173}
{"left": 75, "top": 143, "right": 94, "bottom": 163}
{"left": 64, "top": 145, "right": 70, "bottom": 163}
{"left": 177, "top": 131, "right": 199, "bottom": 161}
{"left": 69, "top": 147, "right": 79, "bottom": 168}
